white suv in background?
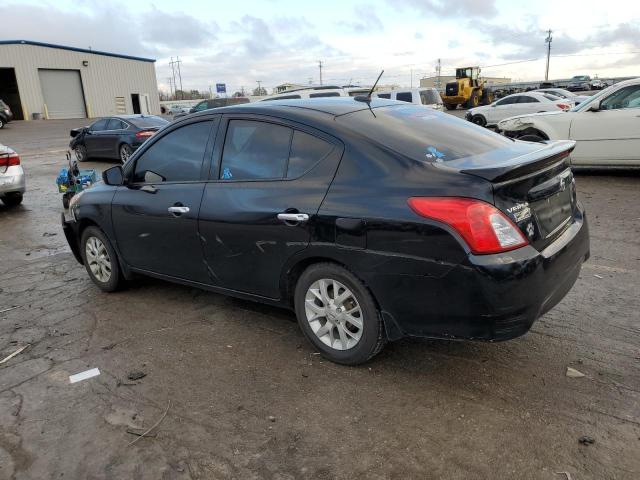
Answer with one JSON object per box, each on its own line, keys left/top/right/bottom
{"left": 374, "top": 88, "right": 443, "bottom": 110}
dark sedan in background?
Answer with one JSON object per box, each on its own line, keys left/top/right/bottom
{"left": 0, "top": 99, "right": 13, "bottom": 129}
{"left": 62, "top": 98, "right": 589, "bottom": 365}
{"left": 173, "top": 97, "right": 250, "bottom": 119}
{"left": 69, "top": 115, "right": 169, "bottom": 163}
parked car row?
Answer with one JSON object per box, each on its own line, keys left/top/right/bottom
{"left": 497, "top": 77, "right": 640, "bottom": 167}
{"left": 465, "top": 91, "right": 572, "bottom": 127}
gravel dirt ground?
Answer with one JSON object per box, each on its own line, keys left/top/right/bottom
{"left": 0, "top": 119, "right": 638, "bottom": 480}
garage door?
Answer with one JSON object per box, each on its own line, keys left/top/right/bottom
{"left": 38, "top": 69, "right": 87, "bottom": 119}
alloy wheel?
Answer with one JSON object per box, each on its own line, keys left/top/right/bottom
{"left": 304, "top": 278, "right": 363, "bottom": 350}
{"left": 85, "top": 236, "right": 112, "bottom": 283}
{"left": 120, "top": 145, "right": 132, "bottom": 163}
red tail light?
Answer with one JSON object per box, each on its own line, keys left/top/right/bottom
{"left": 0, "top": 152, "right": 20, "bottom": 167}
{"left": 407, "top": 197, "right": 528, "bottom": 255}
{"left": 135, "top": 130, "right": 155, "bottom": 139}
{"left": 557, "top": 103, "right": 571, "bottom": 111}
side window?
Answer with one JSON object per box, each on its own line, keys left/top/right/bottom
{"left": 518, "top": 96, "right": 539, "bottom": 103}
{"left": 106, "top": 119, "right": 124, "bottom": 130}
{"left": 194, "top": 101, "right": 208, "bottom": 112}
{"left": 132, "top": 121, "right": 212, "bottom": 183}
{"left": 287, "top": 131, "right": 334, "bottom": 178}
{"left": 396, "top": 92, "right": 413, "bottom": 103}
{"left": 599, "top": 85, "right": 640, "bottom": 110}
{"left": 495, "top": 97, "right": 514, "bottom": 106}
{"left": 220, "top": 120, "right": 292, "bottom": 181}
{"left": 90, "top": 119, "right": 109, "bottom": 131}
{"left": 377, "top": 93, "right": 391, "bottom": 99}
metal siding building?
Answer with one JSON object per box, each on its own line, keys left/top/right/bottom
{"left": 0, "top": 40, "right": 160, "bottom": 120}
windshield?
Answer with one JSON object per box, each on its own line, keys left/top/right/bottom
{"left": 129, "top": 116, "right": 169, "bottom": 128}
{"left": 570, "top": 87, "right": 613, "bottom": 112}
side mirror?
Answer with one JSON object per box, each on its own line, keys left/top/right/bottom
{"left": 102, "top": 166, "right": 124, "bottom": 186}
{"left": 587, "top": 100, "right": 601, "bottom": 112}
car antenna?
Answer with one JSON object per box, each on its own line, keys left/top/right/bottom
{"left": 354, "top": 69, "right": 384, "bottom": 103}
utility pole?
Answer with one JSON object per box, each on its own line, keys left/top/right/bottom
{"left": 256, "top": 80, "right": 262, "bottom": 96}
{"left": 175, "top": 56, "right": 183, "bottom": 99}
{"left": 436, "top": 58, "right": 441, "bottom": 90}
{"left": 545, "top": 29, "right": 553, "bottom": 81}
{"left": 169, "top": 57, "right": 177, "bottom": 100}
{"left": 166, "top": 77, "right": 174, "bottom": 100}
{"left": 318, "top": 60, "right": 323, "bottom": 86}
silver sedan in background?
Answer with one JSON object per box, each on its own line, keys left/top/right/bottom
{"left": 0, "top": 143, "right": 25, "bottom": 206}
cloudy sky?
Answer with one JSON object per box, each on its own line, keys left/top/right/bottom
{"left": 2, "top": 0, "right": 639, "bottom": 94}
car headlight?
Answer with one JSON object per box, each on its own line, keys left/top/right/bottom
{"left": 69, "top": 191, "right": 84, "bottom": 210}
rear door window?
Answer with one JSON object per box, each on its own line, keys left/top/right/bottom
{"left": 395, "top": 92, "right": 413, "bottom": 103}
{"left": 106, "top": 119, "right": 126, "bottom": 130}
{"left": 220, "top": 120, "right": 292, "bottom": 180}
{"left": 287, "top": 131, "right": 334, "bottom": 178}
{"left": 309, "top": 92, "right": 341, "bottom": 98}
{"left": 377, "top": 93, "right": 391, "bottom": 99}
{"left": 90, "top": 119, "right": 109, "bottom": 131}
{"left": 132, "top": 121, "right": 213, "bottom": 183}
{"left": 518, "top": 96, "right": 539, "bottom": 103}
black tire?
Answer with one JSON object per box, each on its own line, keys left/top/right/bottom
{"left": 0, "top": 117, "right": 5, "bottom": 129}
{"left": 119, "top": 144, "right": 133, "bottom": 163}
{"left": 294, "top": 263, "right": 386, "bottom": 365}
{"left": 74, "top": 145, "right": 88, "bottom": 162}
{"left": 471, "top": 114, "right": 487, "bottom": 127}
{"left": 80, "top": 226, "right": 123, "bottom": 292}
{"left": 444, "top": 103, "right": 457, "bottom": 111}
{"left": 518, "top": 134, "right": 545, "bottom": 143}
{"left": 464, "top": 91, "right": 480, "bottom": 109}
{"left": 1, "top": 192, "right": 23, "bottom": 207}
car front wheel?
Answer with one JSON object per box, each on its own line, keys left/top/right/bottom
{"left": 74, "top": 145, "right": 88, "bottom": 162}
{"left": 81, "top": 226, "right": 123, "bottom": 292}
{"left": 294, "top": 263, "right": 386, "bottom": 365}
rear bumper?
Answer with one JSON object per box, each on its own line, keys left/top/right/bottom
{"left": 366, "top": 207, "right": 590, "bottom": 341}
{"left": 0, "top": 165, "right": 26, "bottom": 195}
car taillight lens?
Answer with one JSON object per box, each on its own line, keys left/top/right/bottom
{"left": 0, "top": 153, "right": 20, "bottom": 167}
{"left": 135, "top": 130, "right": 155, "bottom": 139}
{"left": 407, "top": 197, "right": 528, "bottom": 255}
{"left": 557, "top": 103, "right": 571, "bottom": 111}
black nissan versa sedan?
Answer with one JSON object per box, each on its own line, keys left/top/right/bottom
{"left": 69, "top": 115, "right": 169, "bottom": 163}
{"left": 61, "top": 98, "right": 590, "bottom": 365}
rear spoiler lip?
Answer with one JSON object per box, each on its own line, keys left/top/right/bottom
{"left": 433, "top": 140, "right": 576, "bottom": 183}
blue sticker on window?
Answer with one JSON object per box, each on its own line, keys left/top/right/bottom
{"left": 222, "top": 167, "right": 233, "bottom": 179}
{"left": 425, "top": 146, "right": 445, "bottom": 161}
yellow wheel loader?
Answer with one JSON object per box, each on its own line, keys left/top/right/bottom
{"left": 441, "top": 67, "right": 494, "bottom": 110}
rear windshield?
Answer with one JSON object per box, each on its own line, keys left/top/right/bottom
{"left": 128, "top": 116, "right": 169, "bottom": 128}
{"left": 339, "top": 104, "right": 512, "bottom": 162}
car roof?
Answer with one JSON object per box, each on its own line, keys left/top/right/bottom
{"left": 190, "top": 97, "right": 400, "bottom": 118}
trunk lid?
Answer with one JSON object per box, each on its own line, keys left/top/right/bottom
{"left": 436, "top": 140, "right": 577, "bottom": 250}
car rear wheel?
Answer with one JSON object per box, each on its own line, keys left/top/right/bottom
{"left": 471, "top": 114, "right": 487, "bottom": 127}
{"left": 74, "top": 145, "right": 88, "bottom": 162}
{"left": 119, "top": 144, "right": 133, "bottom": 163}
{"left": 81, "top": 226, "right": 123, "bottom": 292}
{"left": 294, "top": 263, "right": 386, "bottom": 365}
{"left": 1, "top": 193, "right": 23, "bottom": 207}
{"left": 0, "top": 118, "right": 5, "bottom": 129}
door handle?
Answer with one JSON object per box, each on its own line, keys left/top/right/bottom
{"left": 277, "top": 213, "right": 309, "bottom": 224}
{"left": 168, "top": 206, "right": 190, "bottom": 216}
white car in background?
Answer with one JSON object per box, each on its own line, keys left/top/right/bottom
{"left": 498, "top": 77, "right": 640, "bottom": 167}
{"left": 374, "top": 88, "right": 444, "bottom": 110}
{"left": 465, "top": 92, "right": 571, "bottom": 127}
{"left": 535, "top": 88, "right": 590, "bottom": 106}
